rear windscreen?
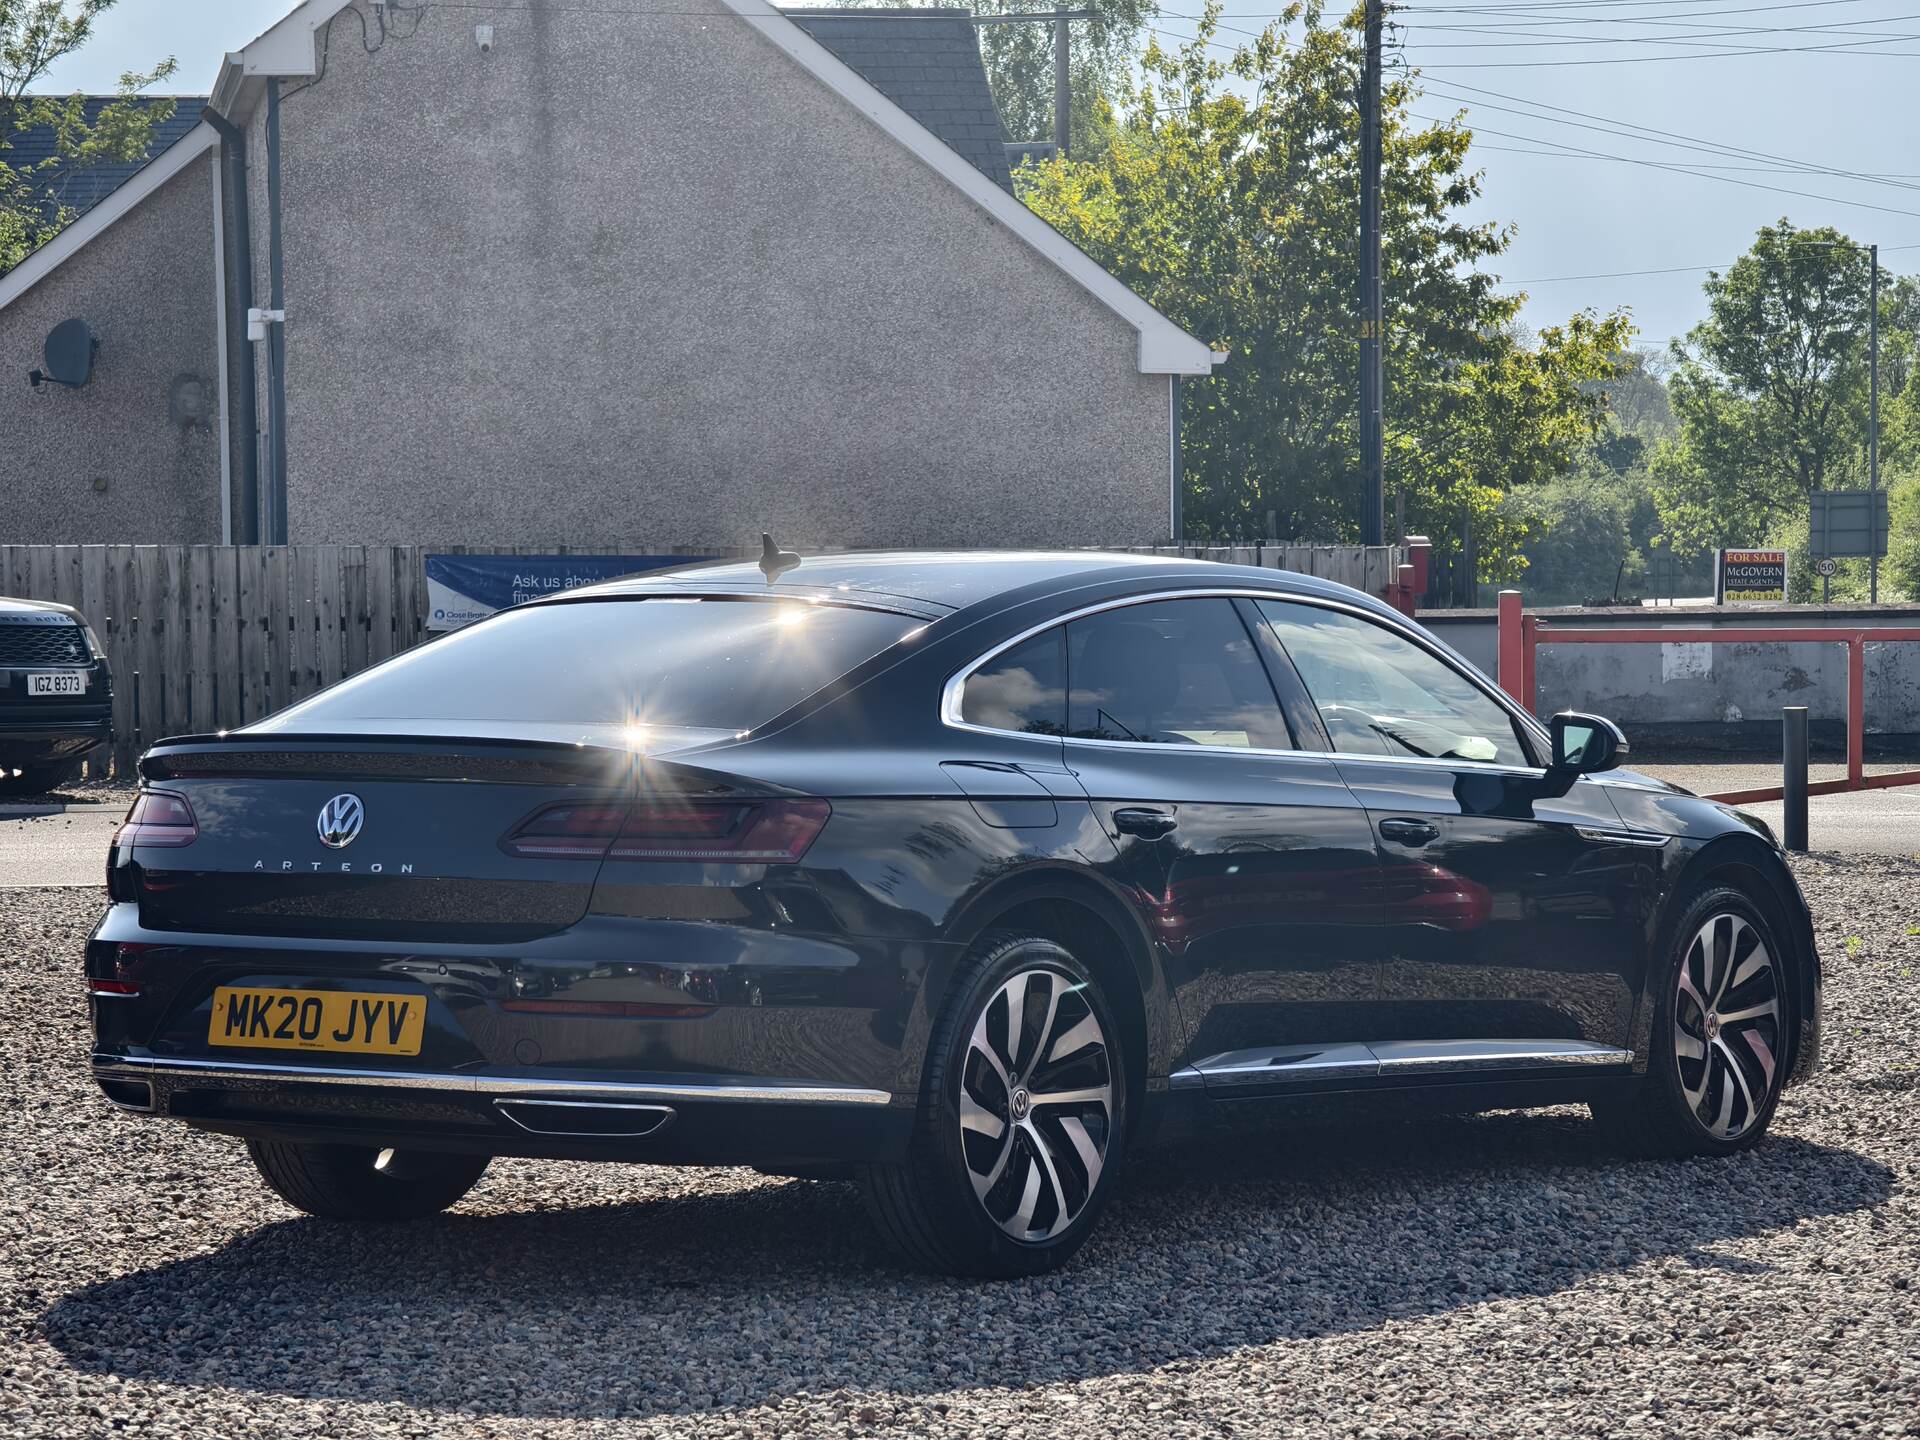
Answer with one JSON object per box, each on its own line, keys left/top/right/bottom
{"left": 254, "top": 598, "right": 920, "bottom": 732}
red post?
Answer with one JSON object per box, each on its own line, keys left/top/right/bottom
{"left": 1404, "top": 535, "right": 1431, "bottom": 603}
{"left": 1395, "top": 563, "right": 1416, "bottom": 616}
{"left": 1848, "top": 637, "right": 1866, "bottom": 790}
{"left": 1522, "top": 615, "right": 1539, "bottom": 717}
{"left": 1497, "top": 590, "right": 1525, "bottom": 706}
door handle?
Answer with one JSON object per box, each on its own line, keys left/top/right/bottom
{"left": 1112, "top": 807, "right": 1178, "bottom": 840}
{"left": 1378, "top": 817, "right": 1439, "bottom": 846}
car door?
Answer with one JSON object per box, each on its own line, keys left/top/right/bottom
{"left": 1038, "top": 596, "right": 1386, "bottom": 1089}
{"left": 1252, "top": 598, "right": 1651, "bottom": 1067}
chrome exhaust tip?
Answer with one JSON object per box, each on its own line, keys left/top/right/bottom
{"left": 492, "top": 1097, "right": 675, "bottom": 1138}
{"left": 97, "top": 1077, "right": 156, "bottom": 1112}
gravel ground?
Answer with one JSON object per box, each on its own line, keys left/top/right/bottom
{"left": 4, "top": 861, "right": 1918, "bottom": 1440}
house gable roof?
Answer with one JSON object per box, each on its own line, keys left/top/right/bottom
{"left": 207, "top": 0, "right": 1220, "bottom": 376}
{"left": 785, "top": 9, "right": 1013, "bottom": 194}
{"left": 0, "top": 120, "right": 216, "bottom": 311}
{"left": 1, "top": 97, "right": 207, "bottom": 229}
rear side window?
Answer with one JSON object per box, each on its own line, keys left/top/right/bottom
{"left": 258, "top": 598, "right": 920, "bottom": 732}
{"left": 959, "top": 629, "right": 1067, "bottom": 734}
{"left": 1066, "top": 599, "right": 1291, "bottom": 749}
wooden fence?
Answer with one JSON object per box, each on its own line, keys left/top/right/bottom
{"left": 1, "top": 542, "right": 1401, "bottom": 776}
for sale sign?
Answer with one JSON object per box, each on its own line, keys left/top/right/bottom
{"left": 1715, "top": 548, "right": 1788, "bottom": 604}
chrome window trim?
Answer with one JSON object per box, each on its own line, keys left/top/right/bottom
{"left": 939, "top": 586, "right": 1554, "bottom": 771}
{"left": 92, "top": 1053, "right": 892, "bottom": 1106}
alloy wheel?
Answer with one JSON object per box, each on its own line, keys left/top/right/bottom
{"left": 958, "top": 967, "right": 1114, "bottom": 1242}
{"left": 1673, "top": 911, "right": 1782, "bottom": 1140}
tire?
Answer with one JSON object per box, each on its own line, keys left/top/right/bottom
{"left": 246, "top": 1139, "right": 489, "bottom": 1221}
{"left": 859, "top": 933, "right": 1128, "bottom": 1278}
{"left": 1591, "top": 884, "right": 1791, "bottom": 1158}
{"left": 0, "top": 761, "right": 79, "bottom": 796}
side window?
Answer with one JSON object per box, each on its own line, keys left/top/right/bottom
{"left": 959, "top": 627, "right": 1066, "bottom": 735}
{"left": 1066, "top": 599, "right": 1292, "bottom": 749}
{"left": 1256, "top": 600, "right": 1533, "bottom": 768}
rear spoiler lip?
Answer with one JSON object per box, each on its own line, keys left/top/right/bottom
{"left": 137, "top": 731, "right": 792, "bottom": 795}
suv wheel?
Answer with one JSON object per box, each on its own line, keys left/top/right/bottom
{"left": 1592, "top": 884, "right": 1790, "bottom": 1156}
{"left": 860, "top": 933, "right": 1126, "bottom": 1278}
{"left": 247, "top": 1139, "right": 489, "bottom": 1221}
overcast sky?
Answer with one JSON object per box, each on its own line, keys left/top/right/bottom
{"left": 38, "top": 0, "right": 1917, "bottom": 350}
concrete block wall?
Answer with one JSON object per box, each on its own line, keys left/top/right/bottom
{"left": 1422, "top": 607, "right": 1920, "bottom": 742}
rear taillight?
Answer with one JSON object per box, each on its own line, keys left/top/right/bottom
{"left": 498, "top": 804, "right": 630, "bottom": 859}
{"left": 503, "top": 799, "right": 830, "bottom": 863}
{"left": 112, "top": 790, "right": 198, "bottom": 848}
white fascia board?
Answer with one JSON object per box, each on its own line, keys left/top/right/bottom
{"left": 210, "top": 0, "right": 355, "bottom": 117}
{"left": 0, "top": 122, "right": 219, "bottom": 313}
{"left": 240, "top": 0, "right": 352, "bottom": 79}
{"left": 721, "top": 0, "right": 1218, "bottom": 376}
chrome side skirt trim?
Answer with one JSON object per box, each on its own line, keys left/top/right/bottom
{"left": 1171, "top": 1038, "right": 1633, "bottom": 1091}
{"left": 92, "top": 1053, "right": 893, "bottom": 1106}
{"left": 1169, "top": 1042, "right": 1381, "bottom": 1091}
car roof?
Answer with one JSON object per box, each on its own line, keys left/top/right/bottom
{"left": 562, "top": 550, "right": 1393, "bottom": 618}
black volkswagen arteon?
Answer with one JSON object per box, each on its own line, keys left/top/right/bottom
{"left": 89, "top": 551, "right": 1820, "bottom": 1277}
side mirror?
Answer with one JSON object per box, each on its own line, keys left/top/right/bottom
{"left": 1549, "top": 711, "right": 1628, "bottom": 775}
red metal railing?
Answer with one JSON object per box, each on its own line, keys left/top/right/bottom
{"left": 1494, "top": 591, "right": 1920, "bottom": 804}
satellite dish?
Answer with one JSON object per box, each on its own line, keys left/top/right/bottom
{"left": 33, "top": 318, "right": 98, "bottom": 388}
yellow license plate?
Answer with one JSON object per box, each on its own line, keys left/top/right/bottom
{"left": 208, "top": 986, "right": 427, "bottom": 1056}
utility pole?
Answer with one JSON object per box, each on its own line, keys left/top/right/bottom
{"left": 970, "top": 9, "right": 1092, "bottom": 158}
{"left": 1054, "top": 8, "right": 1072, "bottom": 158}
{"left": 1870, "top": 240, "right": 1880, "bottom": 603}
{"left": 1359, "top": 0, "right": 1386, "bottom": 547}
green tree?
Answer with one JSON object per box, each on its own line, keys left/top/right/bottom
{"left": 1016, "top": 1, "right": 1629, "bottom": 583}
{"left": 1889, "top": 472, "right": 1920, "bottom": 600}
{"left": 1, "top": 0, "right": 176, "bottom": 275}
{"left": 1499, "top": 465, "right": 1645, "bottom": 607}
{"left": 1651, "top": 221, "right": 1878, "bottom": 552}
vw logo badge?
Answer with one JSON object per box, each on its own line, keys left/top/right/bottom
{"left": 316, "top": 793, "right": 365, "bottom": 850}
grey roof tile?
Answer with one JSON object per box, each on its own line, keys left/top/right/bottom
{"left": 1, "top": 96, "right": 205, "bottom": 226}
{"left": 786, "top": 9, "right": 1014, "bottom": 194}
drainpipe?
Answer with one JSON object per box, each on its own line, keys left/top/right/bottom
{"left": 200, "top": 105, "right": 260, "bottom": 544}
{"left": 264, "top": 78, "right": 289, "bottom": 545}
{"left": 1169, "top": 375, "right": 1183, "bottom": 545}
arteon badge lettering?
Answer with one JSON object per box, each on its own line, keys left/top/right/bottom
{"left": 316, "top": 793, "right": 365, "bottom": 849}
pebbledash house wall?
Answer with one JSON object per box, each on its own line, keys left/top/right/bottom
{"left": 240, "top": 0, "right": 1174, "bottom": 549}
{"left": 0, "top": 158, "right": 222, "bottom": 542}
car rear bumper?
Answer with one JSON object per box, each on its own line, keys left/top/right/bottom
{"left": 0, "top": 710, "right": 111, "bottom": 762}
{"left": 91, "top": 1050, "right": 912, "bottom": 1165}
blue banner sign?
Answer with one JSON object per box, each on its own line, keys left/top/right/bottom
{"left": 424, "top": 553, "right": 710, "bottom": 631}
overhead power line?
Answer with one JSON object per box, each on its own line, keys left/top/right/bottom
{"left": 1414, "top": 76, "right": 1920, "bottom": 196}
{"left": 1401, "top": 19, "right": 1920, "bottom": 50}
{"left": 1415, "top": 111, "right": 1920, "bottom": 219}
{"left": 1496, "top": 242, "right": 1920, "bottom": 285}
{"left": 1473, "top": 143, "right": 1920, "bottom": 179}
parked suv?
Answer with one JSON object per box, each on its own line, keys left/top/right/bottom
{"left": 0, "top": 598, "right": 113, "bottom": 794}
